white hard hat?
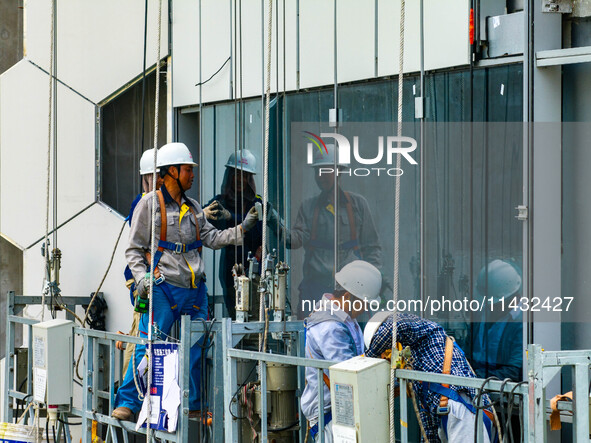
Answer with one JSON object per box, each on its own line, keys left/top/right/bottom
{"left": 364, "top": 311, "right": 392, "bottom": 349}
{"left": 139, "top": 148, "right": 159, "bottom": 175}
{"left": 225, "top": 149, "right": 257, "bottom": 174}
{"left": 334, "top": 260, "right": 382, "bottom": 302}
{"left": 158, "top": 142, "right": 197, "bottom": 168}
{"left": 312, "top": 144, "right": 336, "bottom": 167}
{"left": 475, "top": 259, "right": 522, "bottom": 303}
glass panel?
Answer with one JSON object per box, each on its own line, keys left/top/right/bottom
{"left": 424, "top": 65, "right": 524, "bottom": 380}
{"left": 188, "top": 65, "right": 524, "bottom": 376}
{"left": 100, "top": 69, "right": 167, "bottom": 216}
{"left": 0, "top": 0, "right": 24, "bottom": 75}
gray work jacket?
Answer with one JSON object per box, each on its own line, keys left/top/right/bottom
{"left": 284, "top": 189, "right": 382, "bottom": 280}
{"left": 126, "top": 188, "right": 243, "bottom": 289}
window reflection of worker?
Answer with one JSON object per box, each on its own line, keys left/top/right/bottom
{"left": 118, "top": 148, "right": 164, "bottom": 375}
{"left": 365, "top": 312, "right": 494, "bottom": 443}
{"left": 269, "top": 144, "right": 382, "bottom": 315}
{"left": 301, "top": 260, "right": 382, "bottom": 442}
{"left": 111, "top": 142, "right": 259, "bottom": 422}
{"left": 471, "top": 259, "right": 523, "bottom": 381}
{"left": 203, "top": 150, "right": 263, "bottom": 319}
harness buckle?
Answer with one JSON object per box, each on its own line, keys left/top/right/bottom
{"left": 437, "top": 405, "right": 450, "bottom": 415}
{"left": 173, "top": 242, "right": 184, "bottom": 254}
{"left": 154, "top": 275, "right": 165, "bottom": 285}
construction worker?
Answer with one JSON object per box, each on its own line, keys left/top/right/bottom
{"left": 203, "top": 149, "right": 263, "bottom": 319}
{"left": 111, "top": 142, "right": 259, "bottom": 422}
{"left": 301, "top": 260, "right": 382, "bottom": 442}
{"left": 118, "top": 148, "right": 164, "bottom": 375}
{"left": 269, "top": 144, "right": 383, "bottom": 316}
{"left": 471, "top": 259, "right": 523, "bottom": 381}
{"left": 365, "top": 312, "right": 494, "bottom": 443}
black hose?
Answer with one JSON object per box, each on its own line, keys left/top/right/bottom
{"left": 473, "top": 376, "right": 499, "bottom": 443}
{"left": 228, "top": 364, "right": 257, "bottom": 420}
{"left": 504, "top": 381, "right": 527, "bottom": 443}
{"left": 497, "top": 377, "right": 513, "bottom": 442}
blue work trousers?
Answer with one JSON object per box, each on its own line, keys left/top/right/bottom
{"left": 115, "top": 282, "right": 208, "bottom": 412}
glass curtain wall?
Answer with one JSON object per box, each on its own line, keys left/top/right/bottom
{"left": 196, "top": 64, "right": 523, "bottom": 378}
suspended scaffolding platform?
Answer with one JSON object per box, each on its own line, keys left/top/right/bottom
{"left": 3, "top": 292, "right": 591, "bottom": 442}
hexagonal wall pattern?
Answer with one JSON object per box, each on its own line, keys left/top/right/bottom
{"left": 22, "top": 204, "right": 131, "bottom": 333}
{"left": 25, "top": 0, "right": 169, "bottom": 104}
{"left": 0, "top": 60, "right": 95, "bottom": 248}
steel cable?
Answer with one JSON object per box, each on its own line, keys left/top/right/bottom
{"left": 390, "top": 0, "right": 405, "bottom": 442}
{"left": 41, "top": 0, "right": 56, "bottom": 322}
{"left": 146, "top": 0, "right": 163, "bottom": 440}
{"left": 259, "top": 0, "right": 273, "bottom": 354}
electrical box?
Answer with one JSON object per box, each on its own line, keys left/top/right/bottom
{"left": 32, "top": 319, "right": 73, "bottom": 405}
{"left": 329, "top": 356, "right": 390, "bottom": 443}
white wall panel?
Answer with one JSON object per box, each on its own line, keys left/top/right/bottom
{"left": 337, "top": 0, "right": 375, "bottom": 83}
{"left": 26, "top": 0, "right": 169, "bottom": 104}
{"left": 377, "top": 0, "right": 421, "bottom": 77}
{"left": 0, "top": 60, "right": 94, "bottom": 249}
{"left": 172, "top": 0, "right": 233, "bottom": 107}
{"left": 237, "top": 0, "right": 264, "bottom": 98}
{"left": 299, "top": 0, "right": 334, "bottom": 89}
{"left": 171, "top": 1, "right": 200, "bottom": 108}
{"left": 283, "top": 0, "right": 298, "bottom": 92}
{"left": 424, "top": 0, "right": 470, "bottom": 71}
{"left": 22, "top": 205, "right": 132, "bottom": 333}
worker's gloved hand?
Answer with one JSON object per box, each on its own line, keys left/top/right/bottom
{"left": 203, "top": 200, "right": 231, "bottom": 221}
{"left": 265, "top": 202, "right": 284, "bottom": 232}
{"left": 241, "top": 206, "right": 259, "bottom": 232}
{"left": 135, "top": 277, "right": 149, "bottom": 298}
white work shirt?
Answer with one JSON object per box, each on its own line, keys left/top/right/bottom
{"left": 300, "top": 294, "right": 364, "bottom": 423}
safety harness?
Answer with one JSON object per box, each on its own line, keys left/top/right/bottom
{"left": 308, "top": 190, "right": 362, "bottom": 257}
{"left": 425, "top": 337, "right": 496, "bottom": 439}
{"left": 144, "top": 190, "right": 204, "bottom": 321}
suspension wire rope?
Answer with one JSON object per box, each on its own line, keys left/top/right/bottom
{"left": 233, "top": 0, "right": 239, "bottom": 270}
{"left": 333, "top": 0, "right": 338, "bottom": 278}
{"left": 259, "top": 0, "right": 273, "bottom": 354}
{"left": 146, "top": 0, "right": 163, "bottom": 440}
{"left": 41, "top": 0, "right": 56, "bottom": 322}
{"left": 74, "top": 0, "right": 150, "bottom": 388}
{"left": 282, "top": 0, "right": 287, "bottom": 260}
{"left": 389, "top": 0, "right": 405, "bottom": 442}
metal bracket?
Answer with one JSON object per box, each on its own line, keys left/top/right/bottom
{"left": 542, "top": 0, "right": 572, "bottom": 13}
{"left": 516, "top": 205, "right": 528, "bottom": 221}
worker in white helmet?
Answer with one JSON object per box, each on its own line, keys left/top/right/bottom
{"left": 268, "top": 144, "right": 383, "bottom": 317}
{"left": 301, "top": 260, "right": 382, "bottom": 442}
{"left": 119, "top": 148, "right": 164, "bottom": 374}
{"left": 112, "top": 142, "right": 259, "bottom": 422}
{"left": 471, "top": 259, "right": 523, "bottom": 381}
{"left": 364, "top": 312, "right": 495, "bottom": 443}
{"left": 202, "top": 149, "right": 263, "bottom": 319}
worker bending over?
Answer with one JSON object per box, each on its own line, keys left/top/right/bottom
{"left": 365, "top": 312, "right": 494, "bottom": 443}
{"left": 301, "top": 260, "right": 382, "bottom": 442}
{"left": 111, "top": 142, "right": 259, "bottom": 422}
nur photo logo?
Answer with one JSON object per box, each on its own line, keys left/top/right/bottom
{"left": 303, "top": 131, "right": 418, "bottom": 177}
